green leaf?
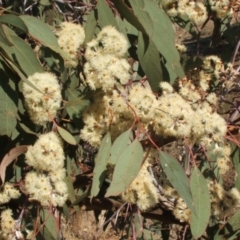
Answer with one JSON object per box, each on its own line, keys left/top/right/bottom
{"left": 84, "top": 10, "right": 97, "bottom": 44}
{"left": 63, "top": 97, "right": 90, "bottom": 109}
{"left": 190, "top": 166, "right": 211, "bottom": 239}
{"left": 0, "top": 14, "right": 28, "bottom": 32}
{"left": 0, "top": 23, "right": 13, "bottom": 46}
{"left": 105, "top": 139, "right": 143, "bottom": 197}
{"left": 65, "top": 176, "right": 79, "bottom": 212}
{"left": 108, "top": 129, "right": 132, "bottom": 165}
{"left": 159, "top": 151, "right": 195, "bottom": 214}
{"left": 224, "top": 211, "right": 240, "bottom": 237}
{"left": 97, "top": 0, "right": 118, "bottom": 29}
{"left": 40, "top": 209, "right": 58, "bottom": 240}
{"left": 0, "top": 66, "right": 18, "bottom": 136}
{"left": 0, "top": 34, "right": 43, "bottom": 76}
{"left": 138, "top": 32, "right": 162, "bottom": 91}
{"left": 57, "top": 126, "right": 77, "bottom": 145}
{"left": 112, "top": 0, "right": 147, "bottom": 34}
{"left": 235, "top": 165, "right": 240, "bottom": 191}
{"left": 128, "top": 0, "right": 184, "bottom": 79}
{"left": 20, "top": 15, "right": 70, "bottom": 62}
{"left": 91, "top": 132, "right": 111, "bottom": 198}
{"left": 73, "top": 186, "right": 91, "bottom": 206}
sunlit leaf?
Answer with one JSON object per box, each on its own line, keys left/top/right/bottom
{"left": 84, "top": 10, "right": 97, "bottom": 44}
{"left": 0, "top": 33, "right": 43, "bottom": 76}
{"left": 160, "top": 151, "right": 195, "bottom": 214}
{"left": 0, "top": 14, "right": 28, "bottom": 32}
{"left": 108, "top": 129, "right": 132, "bottom": 165}
{"left": 190, "top": 166, "right": 211, "bottom": 239}
{"left": 20, "top": 15, "right": 71, "bottom": 62}
{"left": 105, "top": 139, "right": 143, "bottom": 197}
{"left": 57, "top": 126, "right": 77, "bottom": 145}
{"left": 0, "top": 23, "right": 13, "bottom": 46}
{"left": 97, "top": 0, "right": 118, "bottom": 29}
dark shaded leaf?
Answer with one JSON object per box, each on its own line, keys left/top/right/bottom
{"left": 0, "top": 145, "right": 28, "bottom": 184}
{"left": 91, "top": 132, "right": 111, "bottom": 198}
{"left": 138, "top": 32, "right": 162, "bottom": 91}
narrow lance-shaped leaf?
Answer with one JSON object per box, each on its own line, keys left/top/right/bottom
{"left": 129, "top": 0, "right": 184, "bottom": 79}
{"left": 20, "top": 15, "right": 71, "bottom": 62}
{"left": 84, "top": 10, "right": 97, "bottom": 44}
{"left": 91, "top": 132, "right": 111, "bottom": 198}
{"left": 0, "top": 33, "right": 43, "bottom": 76}
{"left": 40, "top": 209, "right": 58, "bottom": 240}
{"left": 112, "top": 0, "right": 147, "bottom": 34}
{"left": 0, "top": 23, "right": 13, "bottom": 46}
{"left": 108, "top": 129, "right": 132, "bottom": 165}
{"left": 97, "top": 0, "right": 118, "bottom": 29}
{"left": 190, "top": 166, "right": 211, "bottom": 239}
{"left": 0, "top": 146, "right": 28, "bottom": 184}
{"left": 0, "top": 65, "right": 18, "bottom": 136}
{"left": 160, "top": 151, "right": 195, "bottom": 214}
{"left": 57, "top": 126, "right": 77, "bottom": 145}
{"left": 138, "top": 32, "right": 162, "bottom": 91}
{"left": 0, "top": 14, "right": 28, "bottom": 32}
{"left": 105, "top": 139, "right": 143, "bottom": 197}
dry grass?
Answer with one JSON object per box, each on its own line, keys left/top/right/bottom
{"left": 62, "top": 210, "right": 123, "bottom": 240}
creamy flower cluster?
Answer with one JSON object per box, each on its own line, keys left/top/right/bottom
{"left": 25, "top": 132, "right": 68, "bottom": 206}
{"left": 80, "top": 90, "right": 133, "bottom": 147}
{"left": 208, "top": 182, "right": 240, "bottom": 218}
{"left": 56, "top": 22, "right": 85, "bottom": 68}
{"left": 0, "top": 183, "right": 20, "bottom": 205}
{"left": 84, "top": 26, "right": 130, "bottom": 92}
{"left": 23, "top": 72, "right": 62, "bottom": 125}
{"left": 122, "top": 151, "right": 159, "bottom": 211}
{"left": 162, "top": 0, "right": 207, "bottom": 26}
{"left": 209, "top": 0, "right": 233, "bottom": 19}
{"left": 0, "top": 209, "right": 15, "bottom": 240}
{"left": 81, "top": 78, "right": 227, "bottom": 147}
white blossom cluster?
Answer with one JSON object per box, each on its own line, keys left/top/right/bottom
{"left": 162, "top": 0, "right": 208, "bottom": 26}
{"left": 23, "top": 72, "right": 62, "bottom": 125}
{"left": 56, "top": 22, "right": 85, "bottom": 68}
{"left": 208, "top": 0, "right": 233, "bottom": 19}
{"left": 84, "top": 26, "right": 130, "bottom": 92}
{"left": 25, "top": 132, "right": 68, "bottom": 207}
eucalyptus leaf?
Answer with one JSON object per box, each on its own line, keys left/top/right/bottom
{"left": 105, "top": 139, "right": 143, "bottom": 197}
{"left": 138, "top": 32, "right": 162, "bottom": 91}
{"left": 0, "top": 34, "right": 43, "bottom": 76}
{"left": 57, "top": 125, "right": 77, "bottom": 145}
{"left": 190, "top": 166, "right": 211, "bottom": 239}
{"left": 20, "top": 15, "right": 71, "bottom": 62}
{"left": 160, "top": 151, "right": 195, "bottom": 214}
{"left": 97, "top": 0, "right": 118, "bottom": 29}
{"left": 84, "top": 10, "right": 97, "bottom": 44}
{"left": 0, "top": 23, "right": 13, "bottom": 46}
{"left": 91, "top": 132, "right": 111, "bottom": 198}
{"left": 108, "top": 129, "right": 132, "bottom": 165}
{"left": 0, "top": 14, "right": 28, "bottom": 32}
